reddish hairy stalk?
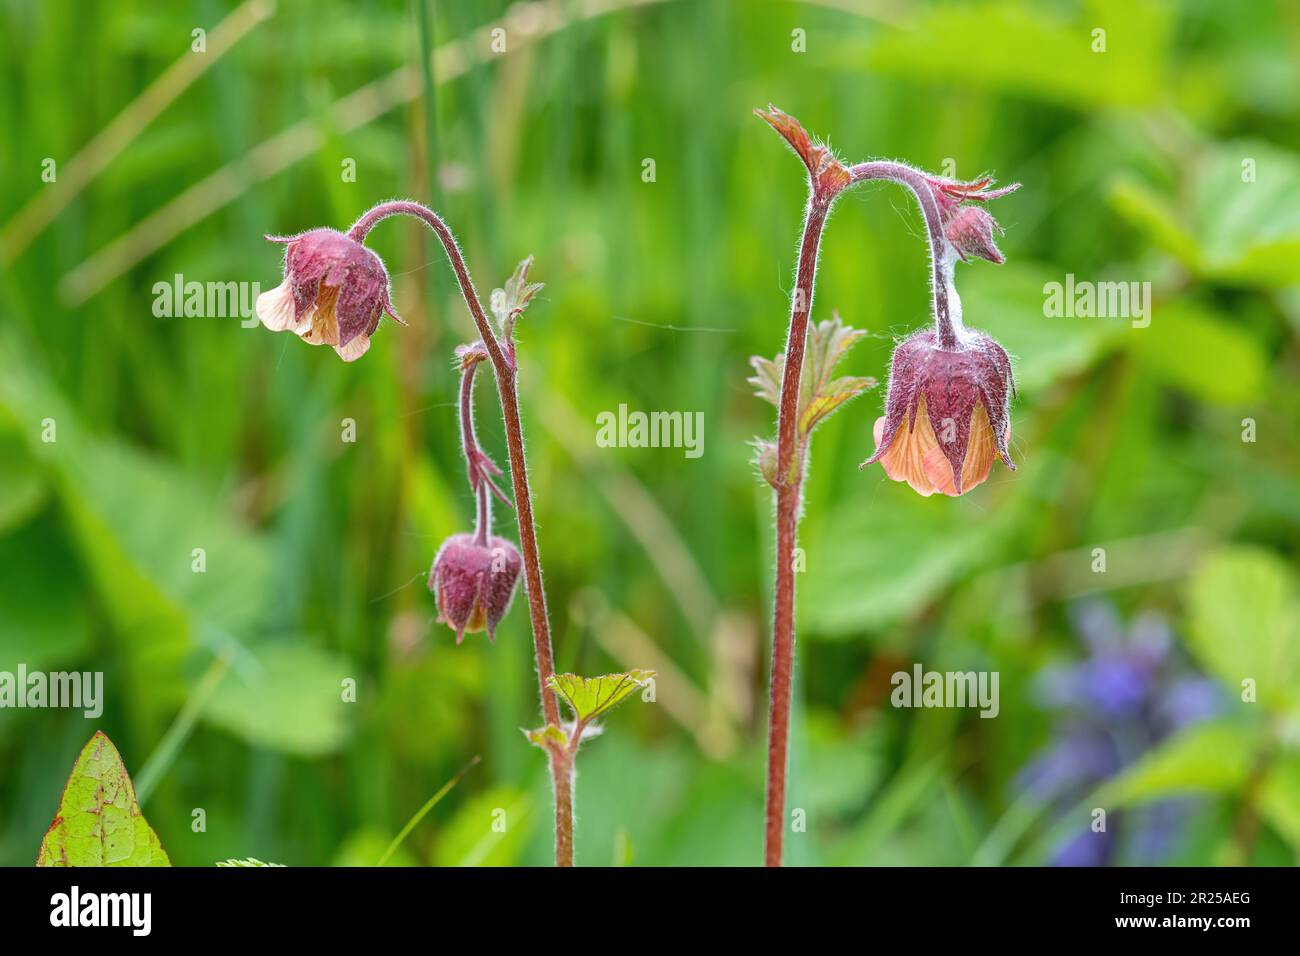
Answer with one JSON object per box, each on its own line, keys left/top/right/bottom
{"left": 765, "top": 197, "right": 830, "bottom": 867}
{"left": 759, "top": 110, "right": 968, "bottom": 866}
{"left": 457, "top": 361, "right": 493, "bottom": 547}
{"left": 347, "top": 201, "right": 572, "bottom": 866}
{"left": 850, "top": 162, "right": 958, "bottom": 350}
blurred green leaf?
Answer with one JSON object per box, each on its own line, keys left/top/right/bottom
{"left": 1259, "top": 755, "right": 1300, "bottom": 852}
{"left": 432, "top": 786, "right": 532, "bottom": 867}
{"left": 1193, "top": 141, "right": 1300, "bottom": 287}
{"left": 1107, "top": 176, "right": 1201, "bottom": 267}
{"left": 1111, "top": 140, "right": 1300, "bottom": 287}
{"left": 1185, "top": 548, "right": 1300, "bottom": 710}
{"left": 37, "top": 732, "right": 170, "bottom": 867}
{"left": 867, "top": 0, "right": 1170, "bottom": 108}
{"left": 203, "top": 643, "right": 352, "bottom": 755}
{"left": 802, "top": 492, "right": 1012, "bottom": 638}
{"left": 1095, "top": 721, "right": 1257, "bottom": 805}
{"left": 0, "top": 519, "right": 91, "bottom": 672}
{"left": 961, "top": 263, "right": 1121, "bottom": 394}
{"left": 0, "top": 430, "right": 47, "bottom": 534}
{"left": 1131, "top": 299, "right": 1267, "bottom": 406}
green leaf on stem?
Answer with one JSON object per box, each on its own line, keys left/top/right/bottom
{"left": 748, "top": 312, "right": 876, "bottom": 448}
{"left": 37, "top": 732, "right": 170, "bottom": 867}
{"left": 490, "top": 256, "right": 544, "bottom": 340}
{"left": 524, "top": 724, "right": 569, "bottom": 751}
{"left": 549, "top": 670, "right": 656, "bottom": 725}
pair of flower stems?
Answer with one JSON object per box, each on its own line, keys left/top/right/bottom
{"left": 255, "top": 108, "right": 1020, "bottom": 867}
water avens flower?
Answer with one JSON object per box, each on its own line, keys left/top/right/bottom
{"left": 428, "top": 342, "right": 521, "bottom": 643}
{"left": 752, "top": 105, "right": 1022, "bottom": 867}
{"left": 861, "top": 174, "right": 1020, "bottom": 496}
{"left": 865, "top": 328, "right": 1015, "bottom": 496}
{"left": 256, "top": 227, "right": 403, "bottom": 361}
{"left": 430, "top": 532, "right": 522, "bottom": 644}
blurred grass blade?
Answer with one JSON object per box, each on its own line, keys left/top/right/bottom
{"left": 376, "top": 755, "right": 481, "bottom": 867}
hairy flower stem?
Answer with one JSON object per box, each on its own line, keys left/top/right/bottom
{"left": 849, "top": 162, "right": 958, "bottom": 349}
{"left": 347, "top": 201, "right": 572, "bottom": 866}
{"left": 457, "top": 361, "right": 492, "bottom": 547}
{"left": 764, "top": 161, "right": 952, "bottom": 867}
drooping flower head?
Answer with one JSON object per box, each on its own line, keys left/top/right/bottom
{"left": 864, "top": 329, "right": 1015, "bottom": 496}
{"left": 863, "top": 173, "right": 1020, "bottom": 496}
{"left": 429, "top": 533, "right": 522, "bottom": 644}
{"left": 255, "top": 227, "right": 403, "bottom": 362}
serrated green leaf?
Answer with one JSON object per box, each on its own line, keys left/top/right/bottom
{"left": 490, "top": 256, "right": 544, "bottom": 339}
{"left": 549, "top": 670, "right": 655, "bottom": 725}
{"left": 750, "top": 314, "right": 875, "bottom": 439}
{"left": 215, "top": 857, "right": 285, "bottom": 867}
{"left": 1185, "top": 547, "right": 1300, "bottom": 710}
{"left": 37, "top": 732, "right": 170, "bottom": 867}
{"left": 800, "top": 375, "right": 875, "bottom": 435}
{"left": 746, "top": 354, "right": 782, "bottom": 408}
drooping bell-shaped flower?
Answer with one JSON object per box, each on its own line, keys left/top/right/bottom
{"left": 429, "top": 532, "right": 523, "bottom": 644}
{"left": 255, "top": 227, "right": 403, "bottom": 361}
{"left": 864, "top": 329, "right": 1015, "bottom": 496}
{"left": 864, "top": 172, "right": 1020, "bottom": 496}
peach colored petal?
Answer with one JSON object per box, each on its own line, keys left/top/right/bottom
{"left": 334, "top": 334, "right": 371, "bottom": 362}
{"left": 872, "top": 398, "right": 940, "bottom": 496}
{"left": 923, "top": 402, "right": 997, "bottom": 496}
{"left": 255, "top": 281, "right": 297, "bottom": 331}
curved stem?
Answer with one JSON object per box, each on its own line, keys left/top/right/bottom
{"left": 849, "top": 161, "right": 957, "bottom": 350}
{"left": 348, "top": 200, "right": 572, "bottom": 866}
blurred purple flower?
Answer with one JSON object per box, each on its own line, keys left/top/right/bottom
{"left": 1018, "top": 601, "right": 1221, "bottom": 866}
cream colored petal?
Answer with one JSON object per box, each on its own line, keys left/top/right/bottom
{"left": 333, "top": 334, "right": 371, "bottom": 362}
{"left": 923, "top": 402, "right": 997, "bottom": 497}
{"left": 873, "top": 399, "right": 939, "bottom": 497}
{"left": 255, "top": 281, "right": 297, "bottom": 331}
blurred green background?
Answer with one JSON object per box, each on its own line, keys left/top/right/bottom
{"left": 2, "top": 0, "right": 1299, "bottom": 867}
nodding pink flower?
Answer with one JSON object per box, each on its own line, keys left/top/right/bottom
{"left": 429, "top": 533, "right": 523, "bottom": 644}
{"left": 864, "top": 329, "right": 1015, "bottom": 496}
{"left": 255, "top": 228, "right": 403, "bottom": 361}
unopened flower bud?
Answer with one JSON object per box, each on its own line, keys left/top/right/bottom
{"left": 256, "top": 228, "right": 403, "bottom": 362}
{"left": 945, "top": 205, "right": 1004, "bottom": 264}
{"left": 429, "top": 533, "right": 523, "bottom": 644}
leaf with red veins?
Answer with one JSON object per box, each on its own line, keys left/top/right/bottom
{"left": 37, "top": 731, "right": 170, "bottom": 867}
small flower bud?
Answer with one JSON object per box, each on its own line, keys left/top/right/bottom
{"left": 925, "top": 174, "right": 1019, "bottom": 265}
{"left": 862, "top": 330, "right": 1015, "bottom": 496}
{"left": 256, "top": 227, "right": 403, "bottom": 361}
{"left": 945, "top": 205, "right": 1004, "bottom": 264}
{"left": 429, "top": 533, "right": 523, "bottom": 644}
